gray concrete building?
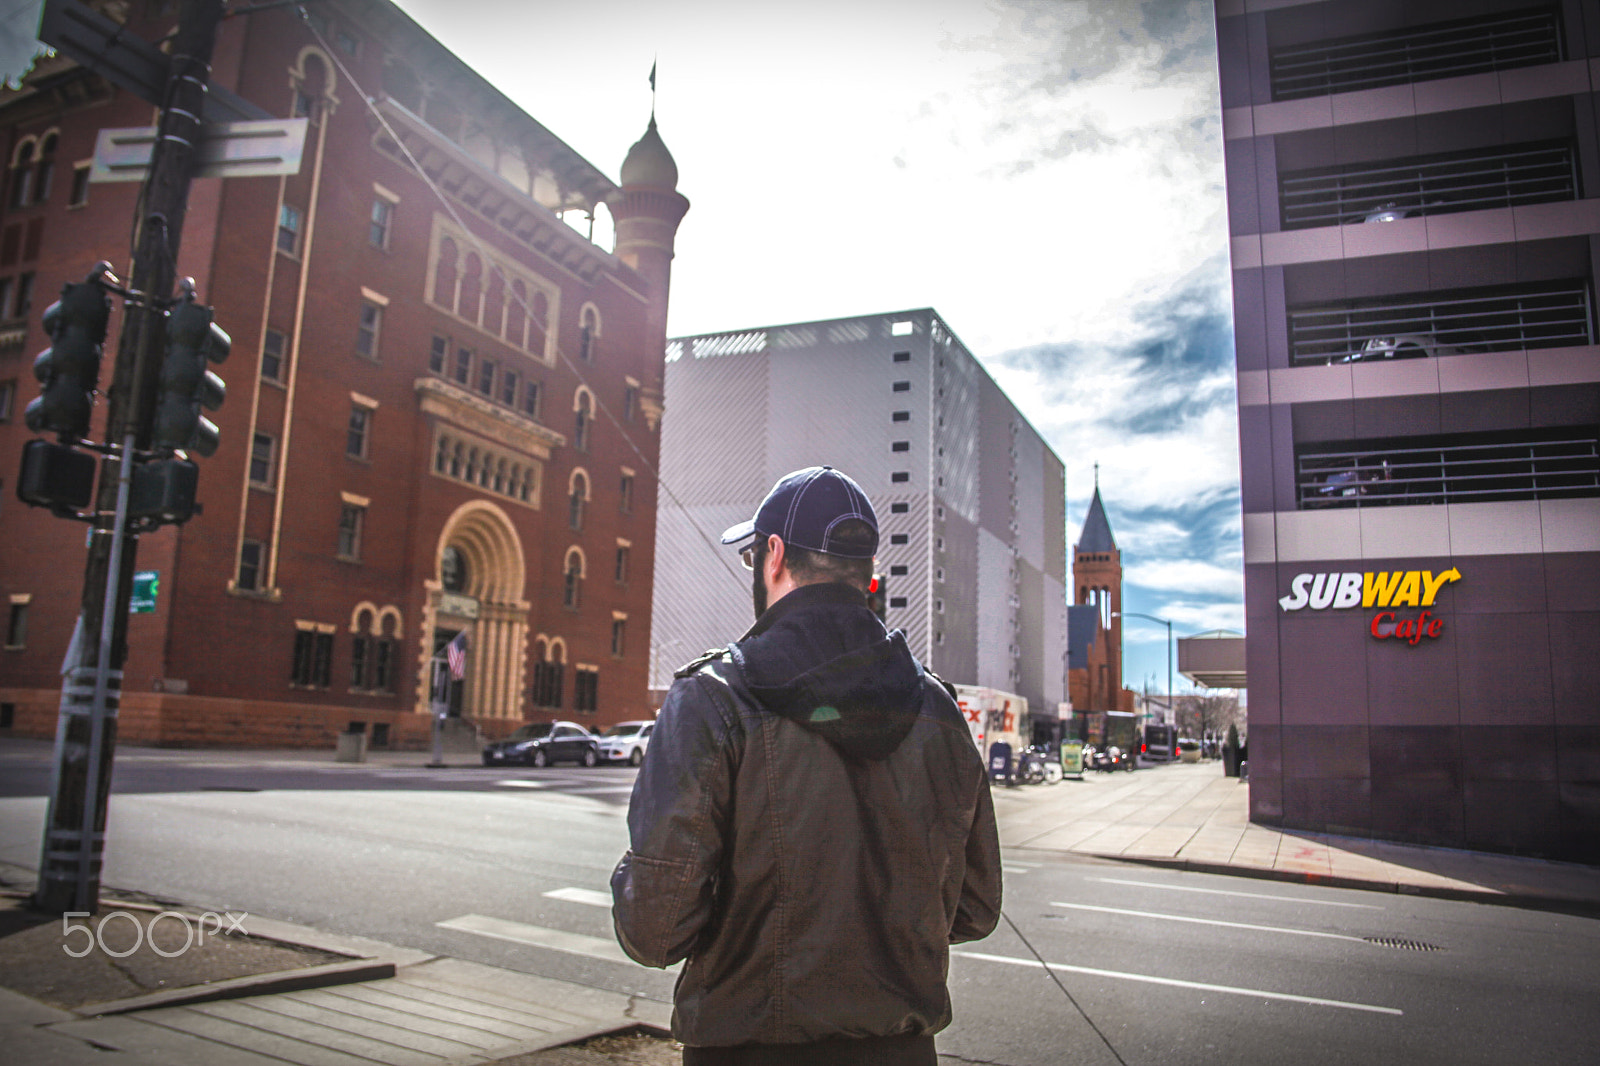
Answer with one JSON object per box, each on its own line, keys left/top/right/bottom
{"left": 650, "top": 309, "right": 1068, "bottom": 713}
{"left": 1217, "top": 0, "right": 1600, "bottom": 861}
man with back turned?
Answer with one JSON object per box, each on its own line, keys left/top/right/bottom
{"left": 612, "top": 465, "right": 1002, "bottom": 1065}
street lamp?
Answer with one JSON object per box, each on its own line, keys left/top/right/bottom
{"left": 1114, "top": 611, "right": 1173, "bottom": 728}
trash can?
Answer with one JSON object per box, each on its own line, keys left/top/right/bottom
{"left": 335, "top": 731, "right": 367, "bottom": 763}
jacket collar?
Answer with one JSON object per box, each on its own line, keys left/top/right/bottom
{"left": 740, "top": 581, "right": 870, "bottom": 642}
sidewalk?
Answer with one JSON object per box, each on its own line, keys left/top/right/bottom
{"left": 994, "top": 759, "right": 1600, "bottom": 915}
{"left": 0, "top": 891, "right": 672, "bottom": 1065}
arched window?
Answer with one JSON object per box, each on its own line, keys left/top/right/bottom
{"left": 508, "top": 280, "right": 527, "bottom": 349}
{"left": 441, "top": 546, "right": 468, "bottom": 593}
{"left": 450, "top": 442, "right": 463, "bottom": 478}
{"left": 465, "top": 447, "right": 479, "bottom": 484}
{"left": 435, "top": 435, "right": 450, "bottom": 473}
{"left": 483, "top": 265, "right": 504, "bottom": 337}
{"left": 493, "top": 458, "right": 506, "bottom": 494}
{"left": 569, "top": 471, "right": 588, "bottom": 530}
{"left": 563, "top": 549, "right": 583, "bottom": 610}
{"left": 33, "top": 132, "right": 56, "bottom": 205}
{"left": 434, "top": 237, "right": 458, "bottom": 312}
{"left": 579, "top": 306, "right": 599, "bottom": 362}
{"left": 8, "top": 138, "right": 35, "bottom": 210}
{"left": 574, "top": 390, "right": 592, "bottom": 452}
{"left": 459, "top": 253, "right": 482, "bottom": 324}
{"left": 528, "top": 290, "right": 548, "bottom": 356}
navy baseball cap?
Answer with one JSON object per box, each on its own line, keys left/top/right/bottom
{"left": 720, "top": 466, "right": 879, "bottom": 559}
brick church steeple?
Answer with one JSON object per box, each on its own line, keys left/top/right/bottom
{"left": 1072, "top": 469, "right": 1123, "bottom": 711}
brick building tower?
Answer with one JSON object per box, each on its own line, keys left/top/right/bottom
{"left": 1069, "top": 479, "right": 1124, "bottom": 712}
{"left": 0, "top": 0, "right": 687, "bottom": 748}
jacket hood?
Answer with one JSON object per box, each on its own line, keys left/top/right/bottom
{"left": 732, "top": 583, "right": 923, "bottom": 761}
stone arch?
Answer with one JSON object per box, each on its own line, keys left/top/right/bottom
{"left": 377, "top": 606, "right": 403, "bottom": 638}
{"left": 418, "top": 501, "right": 530, "bottom": 721}
{"left": 578, "top": 303, "right": 601, "bottom": 362}
{"left": 9, "top": 135, "right": 36, "bottom": 168}
{"left": 563, "top": 544, "right": 587, "bottom": 580}
{"left": 289, "top": 46, "right": 342, "bottom": 115}
{"left": 350, "top": 601, "right": 379, "bottom": 634}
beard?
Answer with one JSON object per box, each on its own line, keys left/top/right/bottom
{"left": 752, "top": 558, "right": 768, "bottom": 620}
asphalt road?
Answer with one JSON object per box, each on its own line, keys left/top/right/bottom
{"left": 2, "top": 739, "right": 1598, "bottom": 1065}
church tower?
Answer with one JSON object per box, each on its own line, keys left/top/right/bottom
{"left": 1072, "top": 475, "right": 1123, "bottom": 711}
{"left": 609, "top": 117, "right": 690, "bottom": 429}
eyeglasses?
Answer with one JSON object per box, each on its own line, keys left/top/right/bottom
{"left": 740, "top": 544, "right": 762, "bottom": 571}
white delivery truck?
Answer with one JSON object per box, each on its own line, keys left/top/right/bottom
{"left": 953, "top": 684, "right": 1030, "bottom": 775}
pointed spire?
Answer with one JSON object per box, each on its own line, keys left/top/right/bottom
{"left": 1077, "top": 483, "right": 1117, "bottom": 553}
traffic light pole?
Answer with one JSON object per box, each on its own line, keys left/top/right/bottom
{"left": 34, "top": 0, "right": 227, "bottom": 915}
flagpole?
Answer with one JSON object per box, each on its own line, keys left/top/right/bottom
{"left": 428, "top": 654, "right": 445, "bottom": 768}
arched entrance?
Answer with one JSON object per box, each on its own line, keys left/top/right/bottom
{"left": 418, "top": 501, "right": 530, "bottom": 721}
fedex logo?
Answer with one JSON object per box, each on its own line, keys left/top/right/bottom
{"left": 1279, "top": 568, "right": 1462, "bottom": 611}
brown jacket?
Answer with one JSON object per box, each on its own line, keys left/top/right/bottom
{"left": 611, "top": 584, "right": 1002, "bottom": 1048}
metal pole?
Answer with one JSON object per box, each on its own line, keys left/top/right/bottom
{"left": 34, "top": 0, "right": 226, "bottom": 915}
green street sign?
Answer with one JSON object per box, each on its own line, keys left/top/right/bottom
{"left": 130, "top": 570, "right": 159, "bottom": 614}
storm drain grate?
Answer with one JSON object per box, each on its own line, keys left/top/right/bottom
{"left": 1363, "top": 936, "right": 1444, "bottom": 952}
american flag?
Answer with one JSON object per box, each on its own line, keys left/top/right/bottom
{"left": 445, "top": 631, "right": 469, "bottom": 680}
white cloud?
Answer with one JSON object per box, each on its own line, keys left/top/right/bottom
{"left": 1126, "top": 559, "right": 1243, "bottom": 599}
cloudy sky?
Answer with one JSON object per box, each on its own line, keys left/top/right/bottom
{"left": 4, "top": 0, "right": 1239, "bottom": 696}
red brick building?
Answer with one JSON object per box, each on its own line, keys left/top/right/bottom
{"left": 1068, "top": 484, "right": 1133, "bottom": 715}
{"left": 0, "top": 0, "right": 687, "bottom": 748}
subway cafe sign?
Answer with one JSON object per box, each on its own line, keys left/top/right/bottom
{"left": 1279, "top": 567, "right": 1462, "bottom": 645}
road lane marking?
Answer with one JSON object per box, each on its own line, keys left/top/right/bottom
{"left": 1089, "top": 876, "right": 1385, "bottom": 909}
{"left": 543, "top": 887, "right": 612, "bottom": 908}
{"left": 951, "top": 950, "right": 1402, "bottom": 1015}
{"left": 437, "top": 914, "right": 652, "bottom": 968}
{"left": 1002, "top": 865, "right": 1034, "bottom": 874}
{"left": 562, "top": 785, "right": 637, "bottom": 795}
{"left": 1050, "top": 902, "right": 1367, "bottom": 943}
{"left": 495, "top": 780, "right": 551, "bottom": 789}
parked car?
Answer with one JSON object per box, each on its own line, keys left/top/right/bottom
{"left": 482, "top": 721, "right": 599, "bottom": 767}
{"left": 1177, "top": 738, "right": 1202, "bottom": 763}
{"left": 1339, "top": 334, "right": 1462, "bottom": 363}
{"left": 597, "top": 720, "right": 654, "bottom": 766}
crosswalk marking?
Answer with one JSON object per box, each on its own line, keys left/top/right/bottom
{"left": 437, "top": 914, "right": 637, "bottom": 966}
{"left": 952, "top": 950, "right": 1402, "bottom": 1015}
{"left": 543, "top": 887, "right": 612, "bottom": 908}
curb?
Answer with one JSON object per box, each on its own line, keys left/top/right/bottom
{"left": 71, "top": 957, "right": 398, "bottom": 1017}
{"left": 1086, "top": 852, "right": 1600, "bottom": 919}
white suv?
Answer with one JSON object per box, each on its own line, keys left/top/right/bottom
{"left": 597, "top": 720, "right": 655, "bottom": 766}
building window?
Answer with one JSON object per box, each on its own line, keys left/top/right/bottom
{"left": 891, "top": 534, "right": 909, "bottom": 545}
{"left": 0, "top": 379, "right": 14, "bottom": 422}
{"left": 579, "top": 307, "right": 598, "bottom": 362}
{"left": 6, "top": 602, "right": 27, "bottom": 648}
{"left": 261, "top": 329, "right": 286, "bottom": 381}
{"left": 893, "top": 381, "right": 910, "bottom": 392}
{"left": 569, "top": 473, "right": 587, "bottom": 530}
{"left": 250, "top": 433, "right": 274, "bottom": 486}
{"left": 532, "top": 660, "right": 563, "bottom": 708}
{"left": 369, "top": 197, "right": 392, "bottom": 249}
{"left": 237, "top": 540, "right": 263, "bottom": 591}
{"left": 563, "top": 552, "right": 583, "bottom": 610}
{"left": 892, "top": 411, "right": 910, "bottom": 422}
{"left": 351, "top": 636, "right": 391, "bottom": 691}
{"left": 0, "top": 278, "right": 12, "bottom": 321}
{"left": 347, "top": 406, "right": 369, "bottom": 459}
{"left": 521, "top": 380, "right": 541, "bottom": 419}
{"left": 476, "top": 358, "right": 496, "bottom": 395}
{"left": 891, "top": 472, "right": 909, "bottom": 483}
{"left": 293, "top": 90, "right": 318, "bottom": 121}
{"left": 890, "top": 502, "right": 908, "bottom": 513}
{"left": 500, "top": 369, "right": 519, "bottom": 407}
{"left": 614, "top": 544, "right": 630, "bottom": 583}
{"left": 292, "top": 628, "right": 333, "bottom": 688}
{"left": 452, "top": 346, "right": 472, "bottom": 385}
{"left": 335, "top": 29, "right": 360, "bottom": 56}
{"left": 337, "top": 503, "right": 364, "bottom": 561}
{"left": 429, "top": 335, "right": 447, "bottom": 374}
{"left": 890, "top": 597, "right": 908, "bottom": 608}
{"left": 350, "top": 637, "right": 367, "bottom": 689}
{"left": 619, "top": 471, "right": 634, "bottom": 513}
{"left": 893, "top": 351, "right": 910, "bottom": 362}
{"left": 68, "top": 164, "right": 89, "bottom": 208}
{"left": 890, "top": 565, "right": 908, "bottom": 576}
{"left": 935, "top": 598, "right": 944, "bottom": 613}
{"left": 892, "top": 441, "right": 909, "bottom": 452}
{"left": 574, "top": 666, "right": 599, "bottom": 713}
{"left": 355, "top": 302, "right": 382, "bottom": 359}
{"left": 277, "top": 204, "right": 302, "bottom": 254}
{"left": 13, "top": 273, "right": 32, "bottom": 319}
{"left": 623, "top": 384, "right": 638, "bottom": 422}
{"left": 611, "top": 619, "right": 626, "bottom": 657}
{"left": 574, "top": 392, "right": 592, "bottom": 451}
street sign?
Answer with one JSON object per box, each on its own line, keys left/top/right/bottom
{"left": 38, "top": 0, "right": 271, "bottom": 124}
{"left": 90, "top": 119, "right": 309, "bottom": 183}
{"left": 130, "top": 570, "right": 158, "bottom": 613}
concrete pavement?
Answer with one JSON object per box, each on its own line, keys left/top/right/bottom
{"left": 3, "top": 749, "right": 1599, "bottom": 1064}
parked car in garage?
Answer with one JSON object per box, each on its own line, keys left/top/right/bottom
{"left": 482, "top": 721, "right": 599, "bottom": 767}
{"left": 597, "top": 720, "right": 654, "bottom": 766}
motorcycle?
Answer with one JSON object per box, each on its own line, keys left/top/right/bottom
{"left": 1015, "top": 746, "right": 1048, "bottom": 786}
{"left": 1090, "top": 744, "right": 1133, "bottom": 772}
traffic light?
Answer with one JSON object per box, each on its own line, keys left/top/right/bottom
{"left": 867, "top": 572, "right": 887, "bottom": 621}
{"left": 24, "top": 281, "right": 112, "bottom": 442}
{"left": 152, "top": 297, "right": 229, "bottom": 457}
{"left": 129, "top": 458, "right": 200, "bottom": 525}
{"left": 17, "top": 438, "right": 97, "bottom": 513}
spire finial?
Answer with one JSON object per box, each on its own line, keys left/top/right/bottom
{"left": 1093, "top": 462, "right": 1099, "bottom": 490}
{"left": 649, "top": 58, "right": 657, "bottom": 122}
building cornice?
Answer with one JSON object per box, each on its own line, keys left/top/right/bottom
{"left": 415, "top": 377, "right": 565, "bottom": 457}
